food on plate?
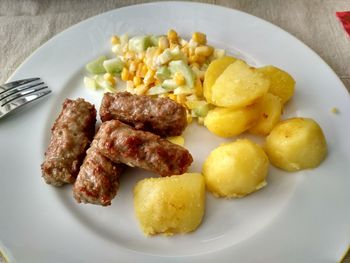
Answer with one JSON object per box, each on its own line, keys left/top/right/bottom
{"left": 203, "top": 139, "right": 268, "bottom": 198}
{"left": 73, "top": 146, "right": 125, "bottom": 206}
{"left": 249, "top": 93, "right": 282, "bottom": 135}
{"left": 93, "top": 120, "right": 193, "bottom": 177}
{"left": 41, "top": 98, "right": 96, "bottom": 186}
{"left": 265, "top": 118, "right": 327, "bottom": 171}
{"left": 84, "top": 30, "right": 227, "bottom": 123}
{"left": 204, "top": 103, "right": 260, "bottom": 137}
{"left": 99, "top": 91, "right": 187, "bottom": 136}
{"left": 133, "top": 173, "right": 205, "bottom": 236}
{"left": 203, "top": 56, "right": 237, "bottom": 103}
{"left": 257, "top": 65, "right": 295, "bottom": 104}
{"left": 209, "top": 60, "right": 270, "bottom": 108}
{"left": 166, "top": 136, "right": 185, "bottom": 146}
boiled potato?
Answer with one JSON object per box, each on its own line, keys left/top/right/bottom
{"left": 265, "top": 118, "right": 327, "bottom": 171}
{"left": 203, "top": 56, "right": 237, "bottom": 103}
{"left": 210, "top": 60, "right": 270, "bottom": 108}
{"left": 249, "top": 93, "right": 282, "bottom": 136}
{"left": 133, "top": 173, "right": 205, "bottom": 236}
{"left": 203, "top": 139, "right": 269, "bottom": 198}
{"left": 257, "top": 65, "right": 295, "bottom": 104}
{"left": 204, "top": 103, "right": 260, "bottom": 137}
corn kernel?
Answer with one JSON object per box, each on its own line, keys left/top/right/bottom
{"left": 170, "top": 43, "right": 179, "bottom": 50}
{"left": 133, "top": 76, "right": 142, "bottom": 86}
{"left": 191, "top": 62, "right": 200, "bottom": 69}
{"left": 140, "top": 64, "right": 148, "bottom": 78}
{"left": 158, "top": 36, "right": 169, "bottom": 50}
{"left": 134, "top": 84, "right": 149, "bottom": 95}
{"left": 186, "top": 112, "right": 193, "bottom": 124}
{"left": 195, "top": 78, "right": 203, "bottom": 97}
{"left": 176, "top": 94, "right": 186, "bottom": 105}
{"left": 168, "top": 94, "right": 176, "bottom": 101}
{"left": 129, "top": 61, "right": 138, "bottom": 72}
{"left": 126, "top": 80, "right": 134, "bottom": 91}
{"left": 125, "top": 51, "right": 135, "bottom": 60}
{"left": 195, "top": 46, "right": 214, "bottom": 57}
{"left": 121, "top": 67, "right": 129, "bottom": 81}
{"left": 144, "top": 70, "right": 155, "bottom": 85}
{"left": 110, "top": 35, "right": 120, "bottom": 45}
{"left": 137, "top": 51, "right": 145, "bottom": 60}
{"left": 189, "top": 47, "right": 196, "bottom": 56}
{"left": 104, "top": 73, "right": 116, "bottom": 86}
{"left": 192, "top": 32, "right": 207, "bottom": 45}
{"left": 181, "top": 46, "right": 189, "bottom": 57}
{"left": 174, "top": 72, "right": 185, "bottom": 86}
{"left": 167, "top": 29, "right": 178, "bottom": 43}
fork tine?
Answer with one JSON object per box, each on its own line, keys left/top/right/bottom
{"left": 0, "top": 89, "right": 51, "bottom": 119}
{"left": 0, "top": 80, "right": 45, "bottom": 100}
{"left": 0, "top": 78, "right": 41, "bottom": 94}
{"left": 1, "top": 85, "right": 49, "bottom": 106}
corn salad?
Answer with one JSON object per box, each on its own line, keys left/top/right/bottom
{"left": 84, "top": 30, "right": 226, "bottom": 123}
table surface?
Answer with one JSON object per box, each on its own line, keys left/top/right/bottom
{"left": 0, "top": 0, "right": 349, "bottom": 262}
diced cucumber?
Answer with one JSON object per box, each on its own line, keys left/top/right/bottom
{"left": 128, "top": 35, "right": 152, "bottom": 52}
{"left": 120, "top": 33, "right": 129, "bottom": 46}
{"left": 156, "top": 66, "right": 171, "bottom": 81}
{"left": 83, "top": 76, "right": 99, "bottom": 90}
{"left": 170, "top": 46, "right": 187, "bottom": 63}
{"left": 147, "top": 85, "right": 168, "bottom": 95}
{"left": 103, "top": 58, "right": 124, "bottom": 74}
{"left": 193, "top": 103, "right": 210, "bottom": 117}
{"left": 169, "top": 60, "right": 196, "bottom": 88}
{"left": 150, "top": 35, "right": 161, "bottom": 46}
{"left": 162, "top": 79, "right": 177, "bottom": 91}
{"left": 156, "top": 49, "right": 173, "bottom": 65}
{"left": 93, "top": 75, "right": 116, "bottom": 92}
{"left": 86, "top": 56, "right": 107, "bottom": 74}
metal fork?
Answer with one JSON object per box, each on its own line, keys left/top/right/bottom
{"left": 0, "top": 78, "right": 51, "bottom": 119}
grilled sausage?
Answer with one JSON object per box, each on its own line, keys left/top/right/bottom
{"left": 99, "top": 92, "right": 187, "bottom": 137}
{"left": 94, "top": 120, "right": 193, "bottom": 177}
{"left": 73, "top": 146, "right": 124, "bottom": 206}
{"left": 41, "top": 98, "right": 96, "bottom": 186}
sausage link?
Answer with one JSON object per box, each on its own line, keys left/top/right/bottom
{"left": 94, "top": 120, "right": 193, "bottom": 177}
{"left": 73, "top": 146, "right": 124, "bottom": 206}
{"left": 41, "top": 98, "right": 96, "bottom": 186}
{"left": 99, "top": 92, "right": 187, "bottom": 137}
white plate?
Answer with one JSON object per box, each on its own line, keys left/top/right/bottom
{"left": 1, "top": 2, "right": 349, "bottom": 262}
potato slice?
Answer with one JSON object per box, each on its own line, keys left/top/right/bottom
{"left": 249, "top": 93, "right": 282, "bottom": 136}
{"left": 203, "top": 56, "right": 237, "bottom": 103}
{"left": 133, "top": 173, "right": 205, "bottom": 236}
{"left": 204, "top": 103, "right": 260, "bottom": 137}
{"left": 203, "top": 139, "right": 269, "bottom": 198}
{"left": 265, "top": 118, "right": 327, "bottom": 171}
{"left": 210, "top": 60, "right": 269, "bottom": 108}
{"left": 257, "top": 65, "right": 295, "bottom": 104}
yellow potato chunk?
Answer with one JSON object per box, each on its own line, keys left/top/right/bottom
{"left": 249, "top": 93, "right": 282, "bottom": 136}
{"left": 265, "top": 118, "right": 327, "bottom": 171}
{"left": 210, "top": 60, "right": 270, "bottom": 108}
{"left": 203, "top": 139, "right": 269, "bottom": 198}
{"left": 203, "top": 56, "right": 237, "bottom": 103}
{"left": 133, "top": 173, "right": 205, "bottom": 236}
{"left": 204, "top": 103, "right": 260, "bottom": 137}
{"left": 257, "top": 65, "right": 295, "bottom": 104}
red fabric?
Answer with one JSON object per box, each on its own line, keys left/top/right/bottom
{"left": 336, "top": 11, "right": 350, "bottom": 37}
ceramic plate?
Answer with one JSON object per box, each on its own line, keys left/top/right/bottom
{"left": 1, "top": 2, "right": 349, "bottom": 262}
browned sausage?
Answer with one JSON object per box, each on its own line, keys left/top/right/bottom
{"left": 93, "top": 120, "right": 193, "bottom": 177}
{"left": 99, "top": 92, "right": 187, "bottom": 137}
{"left": 41, "top": 98, "right": 96, "bottom": 186}
{"left": 73, "top": 146, "right": 124, "bottom": 206}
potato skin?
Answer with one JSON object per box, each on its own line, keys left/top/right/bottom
{"left": 210, "top": 60, "right": 269, "bottom": 108}
{"left": 203, "top": 56, "right": 237, "bottom": 103}
{"left": 203, "top": 139, "right": 269, "bottom": 198}
{"left": 204, "top": 103, "right": 260, "bottom": 137}
{"left": 249, "top": 93, "right": 282, "bottom": 136}
{"left": 133, "top": 173, "right": 205, "bottom": 236}
{"left": 257, "top": 65, "right": 295, "bottom": 104}
{"left": 265, "top": 118, "right": 327, "bottom": 171}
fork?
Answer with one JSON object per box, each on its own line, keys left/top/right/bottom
{"left": 0, "top": 78, "right": 51, "bottom": 119}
